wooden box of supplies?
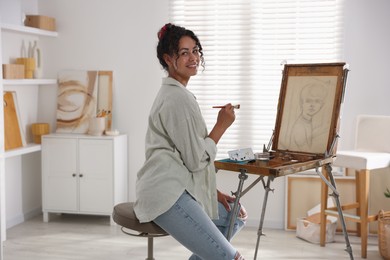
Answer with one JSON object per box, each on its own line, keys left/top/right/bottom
{"left": 24, "top": 15, "right": 56, "bottom": 31}
{"left": 2, "top": 64, "right": 25, "bottom": 79}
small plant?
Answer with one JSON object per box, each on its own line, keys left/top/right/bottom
{"left": 385, "top": 188, "right": 390, "bottom": 198}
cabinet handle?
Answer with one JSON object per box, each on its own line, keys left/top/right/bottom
{"left": 72, "top": 173, "right": 76, "bottom": 177}
{"left": 79, "top": 174, "right": 83, "bottom": 177}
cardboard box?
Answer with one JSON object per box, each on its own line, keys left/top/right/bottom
{"left": 24, "top": 15, "right": 56, "bottom": 31}
{"left": 2, "top": 64, "right": 25, "bottom": 79}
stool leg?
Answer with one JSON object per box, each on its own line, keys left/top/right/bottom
{"left": 355, "top": 170, "right": 361, "bottom": 237}
{"left": 146, "top": 237, "right": 154, "bottom": 260}
{"left": 358, "top": 169, "right": 370, "bottom": 258}
{"left": 320, "top": 166, "right": 329, "bottom": 247}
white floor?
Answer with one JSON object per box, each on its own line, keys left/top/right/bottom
{"left": 3, "top": 214, "right": 383, "bottom": 260}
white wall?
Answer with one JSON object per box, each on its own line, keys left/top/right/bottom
{"left": 38, "top": 0, "right": 169, "bottom": 205}
{"left": 1, "top": 0, "right": 169, "bottom": 229}
{"left": 1, "top": 0, "right": 390, "bottom": 231}
{"left": 340, "top": 0, "right": 390, "bottom": 233}
{"left": 339, "top": 0, "right": 390, "bottom": 149}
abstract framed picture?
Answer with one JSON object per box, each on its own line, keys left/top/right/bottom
{"left": 56, "top": 70, "right": 114, "bottom": 134}
{"left": 272, "top": 63, "right": 348, "bottom": 155}
{"left": 56, "top": 70, "right": 99, "bottom": 133}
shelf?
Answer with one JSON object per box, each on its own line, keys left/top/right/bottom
{"left": 0, "top": 23, "right": 58, "bottom": 37}
{"left": 4, "top": 143, "right": 41, "bottom": 158}
{"left": 2, "top": 79, "right": 57, "bottom": 85}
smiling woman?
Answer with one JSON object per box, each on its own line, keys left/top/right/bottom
{"left": 134, "top": 23, "right": 246, "bottom": 260}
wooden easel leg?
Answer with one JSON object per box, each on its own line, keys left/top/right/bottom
{"left": 253, "top": 176, "right": 274, "bottom": 260}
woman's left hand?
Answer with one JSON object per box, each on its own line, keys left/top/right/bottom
{"left": 217, "top": 190, "right": 235, "bottom": 211}
{"left": 217, "top": 190, "right": 248, "bottom": 220}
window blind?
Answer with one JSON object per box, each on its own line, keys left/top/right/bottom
{"left": 169, "top": 0, "right": 344, "bottom": 159}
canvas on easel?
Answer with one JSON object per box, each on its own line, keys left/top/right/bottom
{"left": 272, "top": 63, "right": 347, "bottom": 157}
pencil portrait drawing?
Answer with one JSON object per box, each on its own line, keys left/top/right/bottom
{"left": 278, "top": 76, "right": 337, "bottom": 153}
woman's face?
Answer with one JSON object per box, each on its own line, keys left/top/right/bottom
{"left": 166, "top": 36, "right": 200, "bottom": 86}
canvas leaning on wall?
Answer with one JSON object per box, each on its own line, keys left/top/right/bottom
{"left": 56, "top": 70, "right": 113, "bottom": 134}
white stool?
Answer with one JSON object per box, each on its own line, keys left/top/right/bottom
{"left": 323, "top": 115, "right": 390, "bottom": 258}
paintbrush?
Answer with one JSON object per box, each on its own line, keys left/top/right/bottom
{"left": 212, "top": 104, "right": 240, "bottom": 109}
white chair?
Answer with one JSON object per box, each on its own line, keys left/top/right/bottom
{"left": 324, "top": 115, "right": 390, "bottom": 258}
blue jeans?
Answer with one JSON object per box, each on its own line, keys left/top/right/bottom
{"left": 153, "top": 191, "right": 246, "bottom": 260}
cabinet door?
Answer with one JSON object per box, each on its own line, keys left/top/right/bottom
{"left": 78, "top": 139, "right": 113, "bottom": 213}
{"left": 42, "top": 138, "right": 78, "bottom": 211}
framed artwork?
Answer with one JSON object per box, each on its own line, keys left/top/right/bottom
{"left": 285, "top": 175, "right": 356, "bottom": 232}
{"left": 56, "top": 70, "right": 113, "bottom": 134}
{"left": 272, "top": 63, "right": 347, "bottom": 155}
{"left": 97, "top": 71, "right": 113, "bottom": 131}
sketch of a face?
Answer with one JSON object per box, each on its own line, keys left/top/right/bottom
{"left": 278, "top": 75, "right": 337, "bottom": 154}
{"left": 300, "top": 84, "right": 327, "bottom": 118}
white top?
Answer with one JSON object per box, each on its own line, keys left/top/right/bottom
{"left": 134, "top": 77, "right": 218, "bottom": 223}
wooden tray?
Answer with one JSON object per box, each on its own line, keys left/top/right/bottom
{"left": 215, "top": 152, "right": 333, "bottom": 177}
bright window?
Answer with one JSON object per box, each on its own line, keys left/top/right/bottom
{"left": 170, "top": 0, "right": 345, "bottom": 159}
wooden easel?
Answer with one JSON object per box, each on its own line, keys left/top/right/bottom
{"left": 215, "top": 63, "right": 353, "bottom": 259}
{"left": 215, "top": 150, "right": 354, "bottom": 260}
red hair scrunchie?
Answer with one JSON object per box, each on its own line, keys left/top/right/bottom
{"left": 158, "top": 23, "right": 171, "bottom": 40}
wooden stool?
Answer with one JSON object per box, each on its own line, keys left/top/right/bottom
{"left": 112, "top": 202, "right": 169, "bottom": 260}
{"left": 320, "top": 168, "right": 378, "bottom": 258}
{"left": 320, "top": 115, "right": 390, "bottom": 258}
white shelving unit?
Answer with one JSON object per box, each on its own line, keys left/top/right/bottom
{"left": 3, "top": 143, "right": 41, "bottom": 158}
{"left": 3, "top": 79, "right": 57, "bottom": 85}
{"left": 1, "top": 23, "right": 58, "bottom": 159}
{"left": 1, "top": 23, "right": 58, "bottom": 37}
{"left": 1, "top": 21, "right": 59, "bottom": 244}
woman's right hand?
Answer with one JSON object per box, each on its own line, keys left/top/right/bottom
{"left": 216, "top": 103, "right": 236, "bottom": 129}
{"left": 208, "top": 103, "right": 236, "bottom": 144}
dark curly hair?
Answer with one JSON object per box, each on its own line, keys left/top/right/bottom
{"left": 157, "top": 23, "right": 205, "bottom": 71}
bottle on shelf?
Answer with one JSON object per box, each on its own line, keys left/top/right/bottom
{"left": 32, "top": 41, "right": 43, "bottom": 79}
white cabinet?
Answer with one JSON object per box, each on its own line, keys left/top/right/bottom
{"left": 42, "top": 134, "right": 128, "bottom": 224}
